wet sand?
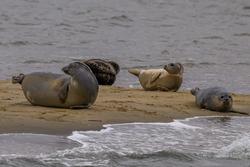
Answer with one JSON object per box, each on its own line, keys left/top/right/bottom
{"left": 0, "top": 80, "right": 249, "bottom": 135}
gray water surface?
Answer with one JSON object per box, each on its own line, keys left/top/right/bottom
{"left": 1, "top": 117, "right": 250, "bottom": 167}
{"left": 0, "top": 0, "right": 249, "bottom": 92}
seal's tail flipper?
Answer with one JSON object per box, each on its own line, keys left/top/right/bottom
{"left": 128, "top": 69, "right": 141, "bottom": 77}
{"left": 58, "top": 81, "right": 69, "bottom": 103}
{"left": 191, "top": 87, "right": 200, "bottom": 96}
{"left": 12, "top": 73, "right": 25, "bottom": 84}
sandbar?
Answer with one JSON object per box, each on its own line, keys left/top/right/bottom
{"left": 0, "top": 80, "right": 249, "bottom": 135}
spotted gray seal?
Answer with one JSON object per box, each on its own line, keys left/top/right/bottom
{"left": 191, "top": 87, "right": 233, "bottom": 112}
{"left": 128, "top": 63, "right": 183, "bottom": 91}
{"left": 81, "top": 59, "right": 120, "bottom": 85}
{"left": 12, "top": 62, "right": 99, "bottom": 109}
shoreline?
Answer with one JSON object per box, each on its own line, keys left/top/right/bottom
{"left": 0, "top": 80, "right": 249, "bottom": 136}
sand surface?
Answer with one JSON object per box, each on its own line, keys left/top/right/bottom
{"left": 0, "top": 80, "right": 249, "bottom": 135}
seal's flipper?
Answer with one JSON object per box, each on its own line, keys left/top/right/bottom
{"left": 128, "top": 69, "right": 141, "bottom": 77}
{"left": 150, "top": 72, "right": 161, "bottom": 84}
{"left": 158, "top": 86, "right": 170, "bottom": 91}
{"left": 200, "top": 97, "right": 208, "bottom": 109}
{"left": 12, "top": 73, "right": 25, "bottom": 84}
{"left": 70, "top": 104, "right": 90, "bottom": 109}
{"left": 58, "top": 82, "right": 69, "bottom": 103}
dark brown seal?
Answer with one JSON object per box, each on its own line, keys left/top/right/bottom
{"left": 82, "top": 59, "right": 120, "bottom": 85}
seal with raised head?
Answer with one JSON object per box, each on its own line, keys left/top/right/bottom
{"left": 81, "top": 59, "right": 120, "bottom": 85}
{"left": 191, "top": 87, "right": 233, "bottom": 112}
{"left": 128, "top": 63, "right": 184, "bottom": 91}
{"left": 12, "top": 62, "right": 99, "bottom": 109}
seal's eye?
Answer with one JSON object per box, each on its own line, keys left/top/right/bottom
{"left": 220, "top": 96, "right": 224, "bottom": 99}
{"left": 229, "top": 96, "right": 232, "bottom": 99}
{"left": 170, "top": 63, "right": 174, "bottom": 66}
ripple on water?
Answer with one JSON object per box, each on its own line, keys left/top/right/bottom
{"left": 0, "top": 0, "right": 249, "bottom": 94}
{"left": 1, "top": 117, "right": 250, "bottom": 166}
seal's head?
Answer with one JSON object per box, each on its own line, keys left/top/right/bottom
{"left": 191, "top": 87, "right": 200, "bottom": 96}
{"left": 62, "top": 62, "right": 92, "bottom": 75}
{"left": 214, "top": 93, "right": 233, "bottom": 112}
{"left": 109, "top": 61, "right": 120, "bottom": 74}
{"left": 12, "top": 73, "right": 25, "bottom": 84}
{"left": 164, "top": 63, "right": 184, "bottom": 74}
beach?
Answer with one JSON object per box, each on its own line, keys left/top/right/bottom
{"left": 0, "top": 80, "right": 249, "bottom": 135}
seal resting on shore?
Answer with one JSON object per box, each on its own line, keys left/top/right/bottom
{"left": 81, "top": 59, "right": 120, "bottom": 85}
{"left": 128, "top": 63, "right": 183, "bottom": 91}
{"left": 12, "top": 62, "right": 99, "bottom": 109}
{"left": 191, "top": 87, "right": 233, "bottom": 112}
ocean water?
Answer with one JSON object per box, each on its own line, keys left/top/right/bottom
{"left": 0, "top": 0, "right": 249, "bottom": 93}
{"left": 1, "top": 116, "right": 250, "bottom": 167}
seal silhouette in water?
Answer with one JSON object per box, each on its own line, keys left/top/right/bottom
{"left": 82, "top": 59, "right": 120, "bottom": 85}
{"left": 191, "top": 87, "right": 233, "bottom": 112}
{"left": 128, "top": 63, "right": 183, "bottom": 91}
{"left": 12, "top": 62, "right": 99, "bottom": 109}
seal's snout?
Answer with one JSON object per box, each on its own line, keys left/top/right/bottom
{"left": 164, "top": 62, "right": 184, "bottom": 74}
{"left": 223, "top": 98, "right": 230, "bottom": 104}
{"left": 62, "top": 65, "right": 70, "bottom": 74}
{"left": 164, "top": 63, "right": 176, "bottom": 72}
{"left": 12, "top": 73, "right": 25, "bottom": 84}
{"left": 62, "top": 62, "right": 80, "bottom": 74}
{"left": 220, "top": 95, "right": 232, "bottom": 105}
{"left": 191, "top": 87, "right": 200, "bottom": 95}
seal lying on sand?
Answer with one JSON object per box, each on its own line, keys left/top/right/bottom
{"left": 191, "top": 87, "right": 233, "bottom": 112}
{"left": 12, "top": 62, "right": 99, "bottom": 109}
{"left": 82, "top": 59, "right": 120, "bottom": 85}
{"left": 128, "top": 63, "right": 183, "bottom": 91}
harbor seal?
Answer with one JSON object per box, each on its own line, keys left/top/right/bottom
{"left": 128, "top": 63, "right": 184, "bottom": 91}
{"left": 81, "top": 59, "right": 120, "bottom": 85}
{"left": 12, "top": 62, "right": 99, "bottom": 109}
{"left": 191, "top": 87, "right": 233, "bottom": 112}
